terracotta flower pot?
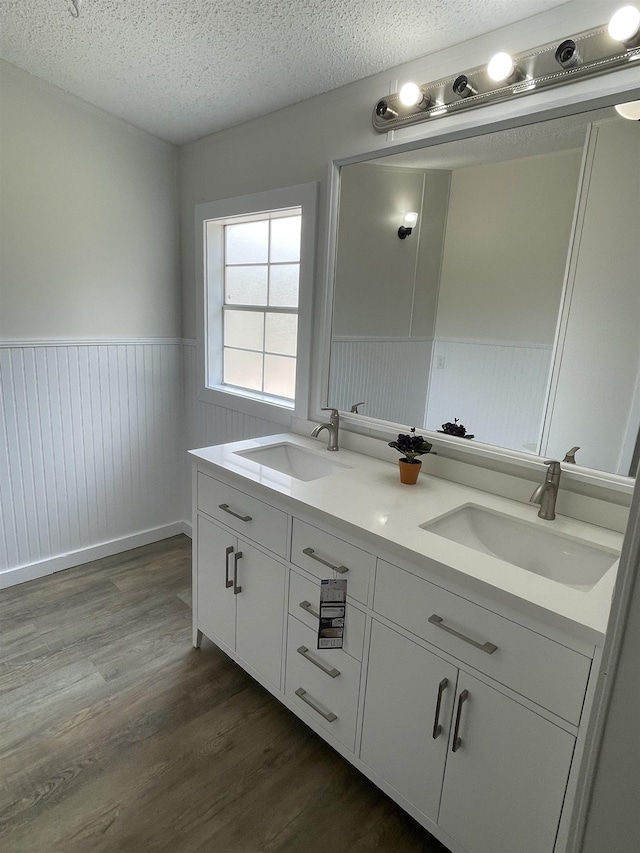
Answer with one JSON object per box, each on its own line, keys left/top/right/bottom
{"left": 398, "top": 458, "right": 422, "bottom": 484}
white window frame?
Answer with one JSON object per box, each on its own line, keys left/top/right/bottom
{"left": 196, "top": 183, "right": 317, "bottom": 424}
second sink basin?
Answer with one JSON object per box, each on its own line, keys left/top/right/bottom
{"left": 421, "top": 504, "right": 619, "bottom": 590}
{"left": 234, "top": 442, "right": 352, "bottom": 482}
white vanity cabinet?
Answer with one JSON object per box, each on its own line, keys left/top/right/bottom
{"left": 190, "top": 444, "right": 606, "bottom": 853}
{"left": 194, "top": 474, "right": 288, "bottom": 690}
{"left": 361, "top": 620, "right": 576, "bottom": 853}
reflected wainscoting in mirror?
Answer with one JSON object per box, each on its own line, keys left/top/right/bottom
{"left": 328, "top": 102, "right": 640, "bottom": 477}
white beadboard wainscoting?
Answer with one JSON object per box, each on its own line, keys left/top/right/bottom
{"left": 329, "top": 337, "right": 433, "bottom": 426}
{"left": 0, "top": 340, "right": 187, "bottom": 588}
{"left": 426, "top": 338, "right": 553, "bottom": 452}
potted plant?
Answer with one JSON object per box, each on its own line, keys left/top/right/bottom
{"left": 388, "top": 428, "right": 433, "bottom": 484}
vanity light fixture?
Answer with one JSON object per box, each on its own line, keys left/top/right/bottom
{"left": 372, "top": 11, "right": 640, "bottom": 133}
{"left": 398, "top": 212, "right": 418, "bottom": 239}
{"left": 608, "top": 5, "right": 640, "bottom": 47}
{"left": 614, "top": 99, "right": 640, "bottom": 119}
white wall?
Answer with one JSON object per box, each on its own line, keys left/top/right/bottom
{"left": 435, "top": 149, "right": 581, "bottom": 344}
{"left": 543, "top": 119, "right": 640, "bottom": 474}
{"left": 329, "top": 162, "right": 449, "bottom": 423}
{"left": 0, "top": 62, "right": 183, "bottom": 585}
{"left": 0, "top": 61, "right": 180, "bottom": 340}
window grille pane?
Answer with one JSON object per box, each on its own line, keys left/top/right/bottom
{"left": 265, "top": 312, "right": 297, "bottom": 356}
{"left": 226, "top": 221, "right": 269, "bottom": 265}
{"left": 224, "top": 348, "right": 263, "bottom": 392}
{"left": 269, "top": 264, "right": 299, "bottom": 307}
{"left": 264, "top": 354, "right": 296, "bottom": 399}
{"left": 225, "top": 265, "right": 268, "bottom": 305}
{"left": 270, "top": 215, "right": 301, "bottom": 263}
{"left": 224, "top": 310, "right": 264, "bottom": 351}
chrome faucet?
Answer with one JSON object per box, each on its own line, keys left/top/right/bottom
{"left": 312, "top": 408, "right": 340, "bottom": 451}
{"left": 530, "top": 460, "right": 561, "bottom": 520}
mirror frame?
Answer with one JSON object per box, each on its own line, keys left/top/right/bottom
{"left": 318, "top": 68, "right": 640, "bottom": 495}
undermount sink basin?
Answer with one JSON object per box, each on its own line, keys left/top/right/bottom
{"left": 234, "top": 442, "right": 352, "bottom": 482}
{"left": 421, "top": 504, "right": 619, "bottom": 591}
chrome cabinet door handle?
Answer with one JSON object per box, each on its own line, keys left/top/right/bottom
{"left": 294, "top": 687, "right": 337, "bottom": 722}
{"left": 452, "top": 689, "right": 469, "bottom": 753}
{"left": 297, "top": 645, "right": 340, "bottom": 678}
{"left": 428, "top": 614, "right": 498, "bottom": 655}
{"left": 302, "top": 547, "right": 348, "bottom": 574}
{"left": 233, "top": 551, "right": 242, "bottom": 594}
{"left": 219, "top": 503, "right": 252, "bottom": 523}
{"left": 432, "top": 677, "right": 449, "bottom": 739}
{"left": 299, "top": 600, "right": 319, "bottom": 619}
{"left": 225, "top": 545, "right": 234, "bottom": 588}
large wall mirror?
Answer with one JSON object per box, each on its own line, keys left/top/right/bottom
{"left": 328, "top": 99, "right": 640, "bottom": 479}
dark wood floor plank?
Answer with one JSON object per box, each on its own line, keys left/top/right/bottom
{"left": 0, "top": 535, "right": 448, "bottom": 853}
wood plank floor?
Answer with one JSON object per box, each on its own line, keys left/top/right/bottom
{"left": 0, "top": 535, "right": 449, "bottom": 853}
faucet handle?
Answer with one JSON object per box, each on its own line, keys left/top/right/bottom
{"left": 321, "top": 407, "right": 339, "bottom": 418}
{"left": 350, "top": 401, "right": 365, "bottom": 413}
{"left": 563, "top": 446, "right": 580, "bottom": 463}
{"left": 544, "top": 460, "right": 561, "bottom": 475}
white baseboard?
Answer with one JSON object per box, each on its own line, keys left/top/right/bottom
{"left": 0, "top": 521, "right": 192, "bottom": 590}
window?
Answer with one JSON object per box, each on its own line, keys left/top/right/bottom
{"left": 220, "top": 211, "right": 300, "bottom": 402}
{"left": 196, "top": 184, "right": 316, "bottom": 422}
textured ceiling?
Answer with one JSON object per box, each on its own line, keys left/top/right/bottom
{"left": 0, "top": 0, "right": 569, "bottom": 145}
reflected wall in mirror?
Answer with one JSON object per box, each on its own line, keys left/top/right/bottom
{"left": 329, "top": 105, "right": 640, "bottom": 477}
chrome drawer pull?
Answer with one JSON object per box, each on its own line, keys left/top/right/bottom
{"left": 225, "top": 545, "right": 234, "bottom": 589}
{"left": 432, "top": 677, "right": 449, "bottom": 739}
{"left": 302, "top": 547, "right": 348, "bottom": 574}
{"left": 219, "top": 503, "right": 252, "bottom": 523}
{"left": 452, "top": 689, "right": 469, "bottom": 753}
{"left": 295, "top": 687, "right": 337, "bottom": 722}
{"left": 297, "top": 645, "right": 340, "bottom": 678}
{"left": 299, "top": 600, "right": 319, "bottom": 619}
{"left": 428, "top": 614, "right": 498, "bottom": 655}
{"left": 233, "top": 551, "right": 242, "bottom": 595}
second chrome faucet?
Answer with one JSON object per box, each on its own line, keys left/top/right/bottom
{"left": 530, "top": 460, "right": 561, "bottom": 520}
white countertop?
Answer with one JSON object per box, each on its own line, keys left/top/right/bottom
{"left": 190, "top": 433, "right": 623, "bottom": 643}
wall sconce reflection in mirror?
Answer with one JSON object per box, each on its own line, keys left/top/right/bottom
{"left": 372, "top": 7, "right": 640, "bottom": 133}
{"left": 398, "top": 212, "right": 418, "bottom": 239}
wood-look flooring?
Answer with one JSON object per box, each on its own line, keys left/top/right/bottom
{"left": 0, "top": 535, "right": 448, "bottom": 853}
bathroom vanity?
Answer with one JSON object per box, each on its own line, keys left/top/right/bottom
{"left": 190, "top": 433, "right": 622, "bottom": 853}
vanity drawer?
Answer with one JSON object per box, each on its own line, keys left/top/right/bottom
{"left": 285, "top": 615, "right": 361, "bottom": 752}
{"left": 291, "top": 519, "right": 373, "bottom": 606}
{"left": 197, "top": 472, "right": 288, "bottom": 558}
{"left": 289, "top": 568, "right": 366, "bottom": 661}
{"left": 375, "top": 560, "right": 591, "bottom": 725}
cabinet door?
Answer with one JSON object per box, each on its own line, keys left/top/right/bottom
{"left": 235, "top": 540, "right": 286, "bottom": 689}
{"left": 438, "top": 673, "right": 575, "bottom": 853}
{"left": 196, "top": 515, "right": 237, "bottom": 649}
{"left": 360, "top": 621, "right": 458, "bottom": 822}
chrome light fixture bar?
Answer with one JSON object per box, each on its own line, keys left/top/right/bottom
{"left": 372, "top": 14, "right": 640, "bottom": 133}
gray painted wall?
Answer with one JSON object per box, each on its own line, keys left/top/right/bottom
{"left": 0, "top": 61, "right": 180, "bottom": 340}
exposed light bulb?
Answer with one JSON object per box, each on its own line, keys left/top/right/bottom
{"left": 487, "top": 52, "right": 516, "bottom": 82}
{"left": 608, "top": 5, "right": 640, "bottom": 42}
{"left": 615, "top": 100, "right": 640, "bottom": 119}
{"left": 399, "top": 82, "right": 422, "bottom": 107}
